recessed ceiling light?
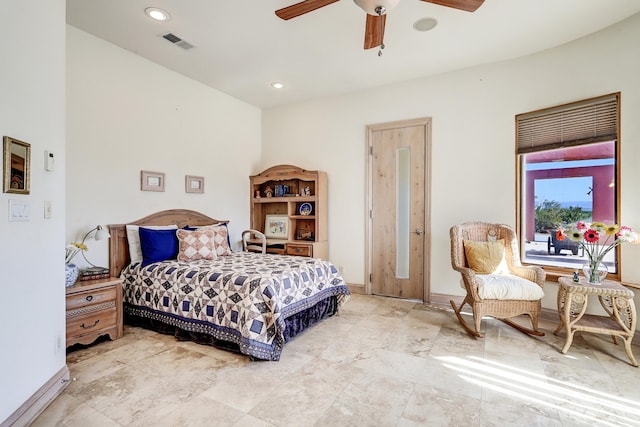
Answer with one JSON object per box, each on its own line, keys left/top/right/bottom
{"left": 413, "top": 17, "right": 438, "bottom": 32}
{"left": 145, "top": 7, "right": 170, "bottom": 21}
{"left": 270, "top": 82, "right": 284, "bottom": 89}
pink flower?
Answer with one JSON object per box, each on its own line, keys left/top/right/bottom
{"left": 584, "top": 229, "right": 599, "bottom": 243}
{"left": 618, "top": 226, "right": 639, "bottom": 243}
{"left": 576, "top": 221, "right": 587, "bottom": 230}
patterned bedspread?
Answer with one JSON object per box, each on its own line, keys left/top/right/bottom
{"left": 121, "top": 252, "right": 350, "bottom": 360}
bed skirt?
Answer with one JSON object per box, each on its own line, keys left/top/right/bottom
{"left": 124, "top": 295, "right": 340, "bottom": 360}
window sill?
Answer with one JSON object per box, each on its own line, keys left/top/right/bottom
{"left": 540, "top": 266, "right": 621, "bottom": 283}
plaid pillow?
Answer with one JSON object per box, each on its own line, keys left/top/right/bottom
{"left": 176, "top": 228, "right": 218, "bottom": 261}
{"left": 210, "top": 224, "right": 232, "bottom": 256}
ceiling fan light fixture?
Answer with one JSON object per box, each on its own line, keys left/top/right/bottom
{"left": 270, "top": 82, "right": 284, "bottom": 89}
{"left": 145, "top": 7, "right": 171, "bottom": 21}
{"left": 413, "top": 17, "right": 438, "bottom": 32}
{"left": 353, "top": 0, "right": 400, "bottom": 16}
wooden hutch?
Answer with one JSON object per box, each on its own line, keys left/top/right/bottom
{"left": 249, "top": 165, "right": 328, "bottom": 259}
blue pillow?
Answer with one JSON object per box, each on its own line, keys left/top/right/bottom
{"left": 139, "top": 227, "right": 179, "bottom": 267}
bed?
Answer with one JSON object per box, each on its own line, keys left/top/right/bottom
{"left": 108, "top": 209, "right": 350, "bottom": 361}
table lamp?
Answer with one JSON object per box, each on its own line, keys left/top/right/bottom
{"left": 81, "top": 225, "right": 110, "bottom": 270}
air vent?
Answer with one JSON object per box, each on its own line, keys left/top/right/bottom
{"left": 162, "top": 33, "right": 195, "bottom": 50}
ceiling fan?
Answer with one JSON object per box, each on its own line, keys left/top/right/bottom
{"left": 275, "top": 0, "right": 484, "bottom": 53}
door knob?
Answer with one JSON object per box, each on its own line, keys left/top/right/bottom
{"left": 415, "top": 229, "right": 424, "bottom": 235}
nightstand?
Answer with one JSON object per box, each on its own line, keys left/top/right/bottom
{"left": 65, "top": 277, "right": 123, "bottom": 348}
{"left": 555, "top": 276, "right": 637, "bottom": 366}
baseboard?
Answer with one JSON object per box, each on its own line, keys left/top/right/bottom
{"left": 429, "top": 292, "right": 558, "bottom": 322}
{"left": 347, "top": 283, "right": 365, "bottom": 295}
{"left": 429, "top": 292, "right": 463, "bottom": 307}
{"left": 539, "top": 307, "right": 559, "bottom": 323}
{"left": 1, "top": 365, "right": 70, "bottom": 427}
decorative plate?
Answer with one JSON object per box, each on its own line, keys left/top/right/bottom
{"left": 299, "top": 202, "right": 312, "bottom": 216}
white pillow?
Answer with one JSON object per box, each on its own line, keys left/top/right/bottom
{"left": 126, "top": 224, "right": 178, "bottom": 264}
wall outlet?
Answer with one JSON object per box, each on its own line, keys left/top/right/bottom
{"left": 55, "top": 335, "right": 64, "bottom": 353}
{"left": 44, "top": 200, "right": 53, "bottom": 219}
{"left": 338, "top": 265, "right": 344, "bottom": 275}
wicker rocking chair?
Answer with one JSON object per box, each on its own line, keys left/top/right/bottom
{"left": 449, "top": 222, "right": 546, "bottom": 338}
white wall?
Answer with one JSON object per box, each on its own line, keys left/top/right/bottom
{"left": 0, "top": 1, "right": 66, "bottom": 421}
{"left": 262, "top": 13, "right": 640, "bottom": 308}
{"left": 66, "top": 26, "right": 262, "bottom": 265}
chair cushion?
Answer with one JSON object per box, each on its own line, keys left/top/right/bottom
{"left": 463, "top": 239, "right": 509, "bottom": 274}
{"left": 476, "top": 274, "right": 544, "bottom": 300}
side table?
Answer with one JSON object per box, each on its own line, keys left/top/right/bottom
{"left": 554, "top": 276, "right": 637, "bottom": 366}
{"left": 66, "top": 277, "right": 123, "bottom": 348}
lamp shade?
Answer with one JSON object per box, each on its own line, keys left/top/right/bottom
{"left": 353, "top": 0, "right": 400, "bottom": 15}
{"left": 95, "top": 225, "right": 110, "bottom": 241}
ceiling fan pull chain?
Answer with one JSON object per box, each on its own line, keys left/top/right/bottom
{"left": 376, "top": 6, "right": 385, "bottom": 56}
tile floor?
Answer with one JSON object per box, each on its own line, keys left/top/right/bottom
{"left": 34, "top": 294, "right": 640, "bottom": 426}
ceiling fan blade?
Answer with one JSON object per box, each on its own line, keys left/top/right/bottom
{"left": 364, "top": 14, "right": 386, "bottom": 49}
{"left": 419, "top": 0, "right": 484, "bottom": 12}
{"left": 275, "top": 0, "right": 340, "bottom": 20}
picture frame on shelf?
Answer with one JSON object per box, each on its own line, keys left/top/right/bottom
{"left": 264, "top": 214, "right": 289, "bottom": 239}
{"left": 140, "top": 170, "right": 165, "bottom": 192}
{"left": 185, "top": 175, "right": 204, "bottom": 193}
{"left": 296, "top": 228, "right": 314, "bottom": 241}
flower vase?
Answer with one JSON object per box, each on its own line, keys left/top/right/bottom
{"left": 65, "top": 263, "right": 79, "bottom": 287}
{"left": 582, "top": 262, "right": 608, "bottom": 285}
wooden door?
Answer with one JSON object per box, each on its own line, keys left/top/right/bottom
{"left": 368, "top": 118, "right": 430, "bottom": 300}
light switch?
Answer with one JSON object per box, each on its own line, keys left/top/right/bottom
{"left": 8, "top": 200, "right": 30, "bottom": 222}
{"left": 44, "top": 200, "right": 52, "bottom": 219}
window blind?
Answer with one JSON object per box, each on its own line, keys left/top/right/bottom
{"left": 516, "top": 93, "right": 619, "bottom": 154}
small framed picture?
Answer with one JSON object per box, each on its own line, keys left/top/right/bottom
{"left": 140, "top": 170, "right": 165, "bottom": 192}
{"left": 264, "top": 214, "right": 289, "bottom": 239}
{"left": 185, "top": 175, "right": 204, "bottom": 193}
{"left": 3, "top": 136, "right": 31, "bottom": 195}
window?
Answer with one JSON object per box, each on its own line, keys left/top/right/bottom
{"left": 516, "top": 93, "right": 620, "bottom": 277}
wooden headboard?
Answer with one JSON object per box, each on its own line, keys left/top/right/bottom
{"left": 108, "top": 209, "right": 228, "bottom": 278}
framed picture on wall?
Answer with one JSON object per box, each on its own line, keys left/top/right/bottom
{"left": 264, "top": 214, "right": 288, "bottom": 239}
{"left": 185, "top": 175, "right": 204, "bottom": 193}
{"left": 3, "top": 136, "right": 31, "bottom": 195}
{"left": 140, "top": 170, "right": 165, "bottom": 192}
